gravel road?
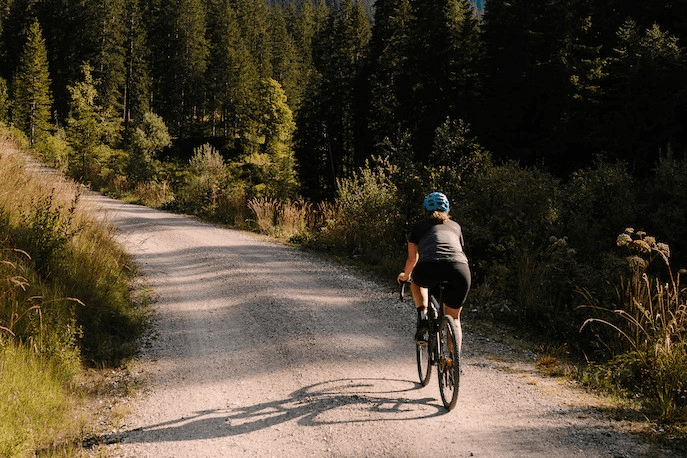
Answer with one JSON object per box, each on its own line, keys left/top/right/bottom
{"left": 85, "top": 193, "right": 676, "bottom": 458}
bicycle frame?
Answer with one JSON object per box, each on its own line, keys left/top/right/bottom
{"left": 401, "top": 280, "right": 460, "bottom": 410}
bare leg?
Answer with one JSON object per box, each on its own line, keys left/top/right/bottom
{"left": 411, "top": 282, "right": 429, "bottom": 311}
{"left": 443, "top": 305, "right": 463, "bottom": 355}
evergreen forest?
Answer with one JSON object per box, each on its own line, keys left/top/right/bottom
{"left": 2, "top": 0, "right": 687, "bottom": 424}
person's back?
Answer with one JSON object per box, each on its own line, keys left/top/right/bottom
{"left": 396, "top": 192, "right": 471, "bottom": 347}
{"left": 413, "top": 218, "right": 468, "bottom": 264}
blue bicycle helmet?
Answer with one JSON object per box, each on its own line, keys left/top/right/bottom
{"left": 423, "top": 192, "right": 450, "bottom": 213}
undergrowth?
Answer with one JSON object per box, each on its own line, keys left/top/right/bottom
{"left": 580, "top": 229, "right": 687, "bottom": 422}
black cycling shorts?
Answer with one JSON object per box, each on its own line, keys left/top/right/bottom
{"left": 412, "top": 260, "right": 471, "bottom": 309}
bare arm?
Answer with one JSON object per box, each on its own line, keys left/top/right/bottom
{"left": 397, "top": 242, "right": 419, "bottom": 284}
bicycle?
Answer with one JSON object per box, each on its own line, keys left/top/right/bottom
{"left": 400, "top": 281, "right": 461, "bottom": 411}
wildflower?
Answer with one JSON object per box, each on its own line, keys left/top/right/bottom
{"left": 630, "top": 239, "right": 652, "bottom": 254}
{"left": 617, "top": 233, "right": 632, "bottom": 247}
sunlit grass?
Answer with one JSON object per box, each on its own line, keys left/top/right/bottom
{"left": 0, "top": 343, "right": 86, "bottom": 457}
{"left": 1, "top": 126, "right": 147, "bottom": 455}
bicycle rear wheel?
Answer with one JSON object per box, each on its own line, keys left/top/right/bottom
{"left": 437, "top": 316, "right": 460, "bottom": 410}
{"left": 416, "top": 330, "right": 431, "bottom": 386}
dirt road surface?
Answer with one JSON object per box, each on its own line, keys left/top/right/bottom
{"left": 86, "top": 193, "right": 675, "bottom": 458}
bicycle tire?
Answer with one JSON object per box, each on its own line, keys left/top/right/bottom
{"left": 437, "top": 316, "right": 460, "bottom": 410}
{"left": 416, "top": 331, "right": 431, "bottom": 386}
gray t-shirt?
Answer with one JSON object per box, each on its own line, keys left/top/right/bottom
{"left": 408, "top": 218, "right": 468, "bottom": 264}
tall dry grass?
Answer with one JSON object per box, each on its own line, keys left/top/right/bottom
{"left": 1, "top": 128, "right": 146, "bottom": 455}
{"left": 580, "top": 229, "right": 687, "bottom": 420}
{"left": 248, "top": 197, "right": 311, "bottom": 239}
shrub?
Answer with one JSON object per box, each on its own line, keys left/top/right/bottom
{"left": 248, "top": 197, "right": 310, "bottom": 239}
{"left": 455, "top": 161, "right": 564, "bottom": 324}
{"left": 248, "top": 197, "right": 280, "bottom": 234}
{"left": 33, "top": 130, "right": 72, "bottom": 174}
{"left": 134, "top": 180, "right": 174, "bottom": 208}
{"left": 176, "top": 143, "right": 228, "bottom": 217}
{"left": 334, "top": 157, "right": 403, "bottom": 268}
{"left": 561, "top": 159, "right": 636, "bottom": 266}
{"left": 127, "top": 111, "right": 171, "bottom": 183}
{"left": 642, "top": 150, "right": 687, "bottom": 269}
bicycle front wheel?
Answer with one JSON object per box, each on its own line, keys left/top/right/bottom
{"left": 416, "top": 331, "right": 431, "bottom": 387}
{"left": 437, "top": 316, "right": 460, "bottom": 410}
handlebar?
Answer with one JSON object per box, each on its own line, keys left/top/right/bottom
{"left": 399, "top": 281, "right": 410, "bottom": 302}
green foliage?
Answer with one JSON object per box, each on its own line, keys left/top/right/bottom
{"left": 0, "top": 131, "right": 145, "bottom": 365}
{"left": 333, "top": 157, "right": 403, "bottom": 268}
{"left": 33, "top": 129, "right": 73, "bottom": 174}
{"left": 11, "top": 19, "right": 53, "bottom": 145}
{"left": 403, "top": 0, "right": 482, "bottom": 160}
{"left": 0, "top": 77, "right": 9, "bottom": 123}
{"left": 562, "top": 159, "right": 636, "bottom": 265}
{"left": 18, "top": 191, "right": 79, "bottom": 277}
{"left": 426, "top": 118, "right": 492, "bottom": 195}
{"left": 237, "top": 78, "right": 299, "bottom": 199}
{"left": 457, "top": 161, "right": 560, "bottom": 270}
{"left": 127, "top": 111, "right": 172, "bottom": 183}
{"left": 643, "top": 150, "right": 687, "bottom": 268}
{"left": 176, "top": 143, "right": 241, "bottom": 221}
{"left": 453, "top": 160, "right": 594, "bottom": 334}
{"left": 205, "top": 0, "right": 257, "bottom": 139}
{"left": 65, "top": 63, "right": 122, "bottom": 181}
{"left": 146, "top": 0, "right": 209, "bottom": 137}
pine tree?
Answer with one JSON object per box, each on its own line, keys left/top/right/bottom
{"left": 147, "top": 0, "right": 208, "bottom": 138}
{"left": 403, "top": 0, "right": 482, "bottom": 162}
{"left": 290, "top": 0, "right": 320, "bottom": 88}
{"left": 206, "top": 0, "right": 258, "bottom": 139}
{"left": 603, "top": 20, "right": 686, "bottom": 173}
{"left": 366, "top": 0, "right": 412, "bottom": 149}
{"left": 315, "top": 0, "right": 370, "bottom": 175}
{"left": 90, "top": 0, "right": 128, "bottom": 119}
{"left": 232, "top": 0, "right": 273, "bottom": 79}
{"left": 238, "top": 78, "right": 298, "bottom": 199}
{"left": 295, "top": 0, "right": 371, "bottom": 200}
{"left": 11, "top": 19, "right": 53, "bottom": 144}
{"left": 123, "top": 0, "right": 151, "bottom": 130}
{"left": 270, "top": 5, "right": 302, "bottom": 112}
{"left": 65, "top": 63, "right": 121, "bottom": 179}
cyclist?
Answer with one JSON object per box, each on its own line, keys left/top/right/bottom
{"left": 397, "top": 192, "right": 471, "bottom": 351}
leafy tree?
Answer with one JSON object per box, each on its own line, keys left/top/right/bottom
{"left": 127, "top": 111, "right": 171, "bottom": 182}
{"left": 65, "top": 63, "right": 121, "bottom": 179}
{"left": 237, "top": 78, "right": 298, "bottom": 199}
{"left": 11, "top": 19, "right": 52, "bottom": 144}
